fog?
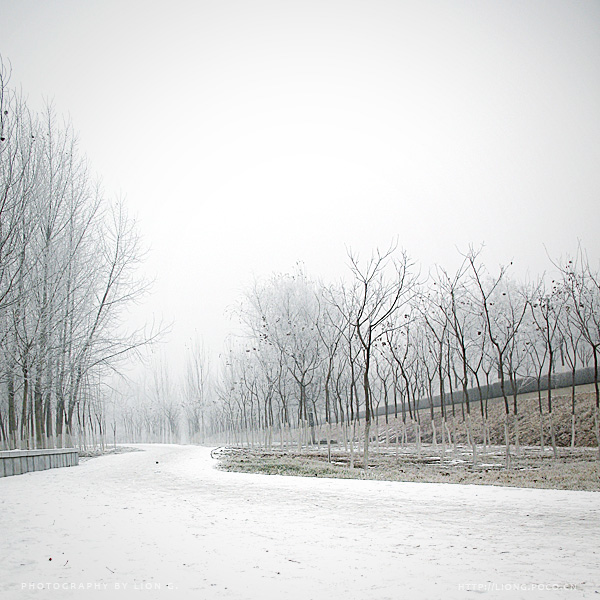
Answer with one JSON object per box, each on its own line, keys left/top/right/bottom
{"left": 2, "top": 0, "right": 599, "bottom": 366}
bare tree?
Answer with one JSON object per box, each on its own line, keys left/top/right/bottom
{"left": 435, "top": 262, "right": 484, "bottom": 464}
{"left": 183, "top": 336, "right": 210, "bottom": 444}
{"left": 415, "top": 280, "right": 450, "bottom": 455}
{"left": 0, "top": 63, "right": 157, "bottom": 450}
{"left": 559, "top": 250, "right": 600, "bottom": 458}
{"left": 467, "top": 251, "right": 527, "bottom": 467}
{"left": 530, "top": 280, "right": 563, "bottom": 457}
{"left": 315, "top": 286, "right": 344, "bottom": 461}
{"left": 239, "top": 268, "right": 322, "bottom": 451}
{"left": 347, "top": 244, "right": 415, "bottom": 470}
{"left": 558, "top": 289, "right": 586, "bottom": 448}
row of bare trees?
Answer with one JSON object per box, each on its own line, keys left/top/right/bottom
{"left": 206, "top": 245, "right": 600, "bottom": 466}
{"left": 0, "top": 60, "right": 151, "bottom": 450}
{"left": 113, "top": 339, "right": 213, "bottom": 447}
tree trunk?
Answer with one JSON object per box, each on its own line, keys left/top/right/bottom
{"left": 34, "top": 374, "right": 44, "bottom": 448}
{"left": 466, "top": 413, "right": 477, "bottom": 466}
{"left": 349, "top": 420, "right": 355, "bottom": 469}
{"left": 414, "top": 419, "right": 421, "bottom": 458}
{"left": 547, "top": 352, "right": 558, "bottom": 459}
{"left": 20, "top": 363, "right": 29, "bottom": 447}
{"left": 444, "top": 417, "right": 452, "bottom": 451}
{"left": 549, "top": 411, "right": 558, "bottom": 459}
{"left": 514, "top": 413, "right": 520, "bottom": 457}
{"left": 503, "top": 412, "right": 511, "bottom": 469}
{"left": 7, "top": 371, "right": 16, "bottom": 449}
{"left": 363, "top": 420, "right": 370, "bottom": 470}
{"left": 537, "top": 387, "right": 544, "bottom": 452}
{"left": 593, "top": 348, "right": 599, "bottom": 460}
{"left": 451, "top": 415, "right": 457, "bottom": 456}
{"left": 595, "top": 406, "right": 600, "bottom": 461}
{"left": 513, "top": 394, "right": 520, "bottom": 457}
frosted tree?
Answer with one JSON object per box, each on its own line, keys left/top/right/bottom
{"left": 529, "top": 280, "right": 563, "bottom": 457}
{"left": 183, "top": 337, "right": 210, "bottom": 444}
{"left": 239, "top": 269, "right": 323, "bottom": 451}
{"left": 559, "top": 250, "right": 600, "bottom": 458}
{"left": 0, "top": 60, "right": 155, "bottom": 450}
{"left": 346, "top": 245, "right": 415, "bottom": 470}
{"left": 315, "top": 287, "right": 345, "bottom": 461}
{"left": 436, "top": 263, "right": 485, "bottom": 463}
{"left": 415, "top": 281, "right": 450, "bottom": 454}
{"left": 467, "top": 252, "right": 528, "bottom": 467}
{"left": 557, "top": 286, "right": 586, "bottom": 448}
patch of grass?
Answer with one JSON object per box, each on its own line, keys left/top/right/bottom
{"left": 219, "top": 453, "right": 360, "bottom": 479}
{"left": 214, "top": 446, "right": 600, "bottom": 491}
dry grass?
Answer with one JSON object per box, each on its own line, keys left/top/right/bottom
{"left": 366, "top": 386, "right": 599, "bottom": 448}
{"left": 216, "top": 386, "right": 600, "bottom": 491}
{"left": 215, "top": 445, "right": 600, "bottom": 492}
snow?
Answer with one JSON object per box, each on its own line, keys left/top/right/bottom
{"left": 1, "top": 444, "right": 598, "bottom": 599}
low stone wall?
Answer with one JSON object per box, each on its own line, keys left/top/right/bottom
{"left": 0, "top": 448, "right": 79, "bottom": 478}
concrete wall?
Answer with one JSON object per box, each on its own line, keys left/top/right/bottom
{"left": 372, "top": 366, "right": 599, "bottom": 417}
{"left": 0, "top": 448, "right": 79, "bottom": 478}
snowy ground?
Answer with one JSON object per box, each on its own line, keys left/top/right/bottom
{"left": 1, "top": 445, "right": 598, "bottom": 600}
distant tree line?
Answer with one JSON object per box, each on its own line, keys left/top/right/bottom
{"left": 113, "top": 342, "right": 210, "bottom": 448}
{"left": 0, "top": 59, "right": 152, "bottom": 450}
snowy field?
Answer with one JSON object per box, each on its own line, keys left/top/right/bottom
{"left": 1, "top": 445, "right": 598, "bottom": 600}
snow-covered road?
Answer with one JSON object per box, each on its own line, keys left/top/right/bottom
{"left": 0, "top": 445, "right": 598, "bottom": 600}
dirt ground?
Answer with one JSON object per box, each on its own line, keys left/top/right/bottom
{"left": 359, "top": 385, "right": 599, "bottom": 448}
{"left": 216, "top": 444, "right": 600, "bottom": 492}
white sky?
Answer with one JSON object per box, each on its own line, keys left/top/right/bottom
{"left": 2, "top": 0, "right": 600, "bottom": 367}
